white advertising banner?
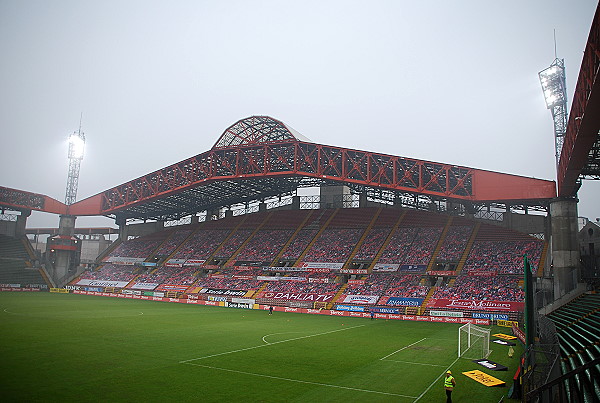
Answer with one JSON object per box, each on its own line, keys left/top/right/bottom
{"left": 300, "top": 262, "right": 343, "bottom": 270}
{"left": 76, "top": 279, "right": 130, "bottom": 288}
{"left": 130, "top": 282, "right": 159, "bottom": 290}
{"left": 342, "top": 295, "right": 379, "bottom": 305}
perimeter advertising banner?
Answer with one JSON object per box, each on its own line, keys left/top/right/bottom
{"left": 259, "top": 291, "right": 334, "bottom": 302}
{"left": 76, "top": 279, "right": 130, "bottom": 288}
{"left": 381, "top": 297, "right": 424, "bottom": 307}
{"left": 300, "top": 262, "right": 343, "bottom": 270}
{"left": 69, "top": 290, "right": 490, "bottom": 324}
{"left": 130, "top": 283, "right": 159, "bottom": 290}
{"left": 341, "top": 295, "right": 379, "bottom": 305}
{"left": 427, "top": 299, "right": 524, "bottom": 312}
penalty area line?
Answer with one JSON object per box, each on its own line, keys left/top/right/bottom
{"left": 379, "top": 337, "right": 427, "bottom": 361}
{"left": 183, "top": 362, "right": 417, "bottom": 399}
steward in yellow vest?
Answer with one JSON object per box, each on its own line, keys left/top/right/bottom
{"left": 444, "top": 370, "right": 456, "bottom": 403}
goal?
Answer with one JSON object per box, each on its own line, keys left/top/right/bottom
{"left": 458, "top": 323, "right": 491, "bottom": 359}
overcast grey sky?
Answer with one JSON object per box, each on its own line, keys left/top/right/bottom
{"left": 1, "top": 0, "right": 598, "bottom": 228}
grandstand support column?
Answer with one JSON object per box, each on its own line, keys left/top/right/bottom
{"left": 51, "top": 215, "right": 79, "bottom": 284}
{"left": 15, "top": 209, "right": 31, "bottom": 236}
{"left": 320, "top": 185, "right": 349, "bottom": 209}
{"left": 359, "top": 192, "right": 368, "bottom": 208}
{"left": 259, "top": 201, "right": 267, "bottom": 212}
{"left": 291, "top": 195, "right": 300, "bottom": 210}
{"left": 549, "top": 197, "right": 580, "bottom": 297}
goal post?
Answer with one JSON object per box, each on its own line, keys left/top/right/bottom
{"left": 458, "top": 323, "right": 491, "bottom": 359}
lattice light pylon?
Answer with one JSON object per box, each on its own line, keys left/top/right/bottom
{"left": 539, "top": 58, "right": 568, "bottom": 168}
{"left": 65, "top": 126, "right": 85, "bottom": 205}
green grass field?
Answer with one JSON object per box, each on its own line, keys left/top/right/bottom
{"left": 0, "top": 292, "right": 522, "bottom": 402}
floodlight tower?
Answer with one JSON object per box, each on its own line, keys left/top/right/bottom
{"left": 539, "top": 58, "right": 568, "bottom": 167}
{"left": 65, "top": 123, "right": 85, "bottom": 205}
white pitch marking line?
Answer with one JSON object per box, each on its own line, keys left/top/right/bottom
{"left": 379, "top": 337, "right": 427, "bottom": 361}
{"left": 184, "top": 362, "right": 417, "bottom": 399}
{"left": 179, "top": 324, "right": 366, "bottom": 363}
{"left": 413, "top": 356, "right": 460, "bottom": 402}
{"left": 261, "top": 332, "right": 303, "bottom": 344}
{"left": 384, "top": 359, "right": 446, "bottom": 367}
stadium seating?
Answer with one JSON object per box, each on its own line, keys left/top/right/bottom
{"left": 436, "top": 225, "right": 473, "bottom": 262}
{"left": 171, "top": 229, "right": 230, "bottom": 260}
{"left": 431, "top": 275, "right": 523, "bottom": 301}
{"left": 235, "top": 229, "right": 293, "bottom": 261}
{"left": 353, "top": 227, "right": 390, "bottom": 260}
{"left": 302, "top": 228, "right": 363, "bottom": 263}
{"left": 281, "top": 229, "right": 318, "bottom": 260}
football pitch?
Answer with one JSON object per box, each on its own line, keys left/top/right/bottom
{"left": 0, "top": 293, "right": 521, "bottom": 402}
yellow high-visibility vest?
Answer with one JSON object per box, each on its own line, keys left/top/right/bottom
{"left": 444, "top": 375, "right": 455, "bottom": 388}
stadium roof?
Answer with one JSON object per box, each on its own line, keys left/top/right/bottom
{"left": 1, "top": 115, "right": 557, "bottom": 223}
{"left": 212, "top": 116, "right": 311, "bottom": 149}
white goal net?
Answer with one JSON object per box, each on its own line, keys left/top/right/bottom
{"left": 458, "top": 323, "right": 491, "bottom": 359}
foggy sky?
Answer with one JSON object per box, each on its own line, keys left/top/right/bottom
{"left": 1, "top": 0, "right": 598, "bottom": 228}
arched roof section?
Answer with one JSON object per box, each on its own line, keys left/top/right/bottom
{"left": 212, "top": 116, "right": 310, "bottom": 149}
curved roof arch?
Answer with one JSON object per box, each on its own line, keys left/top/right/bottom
{"left": 1, "top": 115, "right": 557, "bottom": 222}
{"left": 212, "top": 116, "right": 311, "bottom": 149}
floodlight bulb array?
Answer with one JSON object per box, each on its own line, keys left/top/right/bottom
{"left": 68, "top": 133, "right": 85, "bottom": 160}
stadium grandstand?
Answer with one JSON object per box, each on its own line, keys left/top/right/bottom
{"left": 2, "top": 5, "right": 600, "bottom": 402}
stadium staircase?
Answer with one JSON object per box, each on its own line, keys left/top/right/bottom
{"left": 224, "top": 211, "right": 273, "bottom": 267}
{"left": 330, "top": 283, "right": 349, "bottom": 305}
{"left": 162, "top": 224, "right": 204, "bottom": 263}
{"left": 417, "top": 286, "right": 437, "bottom": 315}
{"left": 269, "top": 209, "right": 318, "bottom": 266}
{"left": 545, "top": 292, "right": 600, "bottom": 402}
{"left": 294, "top": 209, "right": 339, "bottom": 266}
{"left": 426, "top": 216, "right": 454, "bottom": 271}
{"left": 367, "top": 211, "right": 407, "bottom": 270}
{"left": 96, "top": 237, "right": 122, "bottom": 263}
{"left": 342, "top": 207, "right": 382, "bottom": 269}
{"left": 146, "top": 232, "right": 176, "bottom": 265}
{"left": 250, "top": 282, "right": 269, "bottom": 298}
{"left": 453, "top": 222, "right": 480, "bottom": 274}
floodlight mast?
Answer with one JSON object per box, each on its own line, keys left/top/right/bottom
{"left": 65, "top": 123, "right": 85, "bottom": 205}
{"left": 539, "top": 58, "right": 568, "bottom": 168}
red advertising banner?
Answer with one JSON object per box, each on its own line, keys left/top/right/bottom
{"left": 427, "top": 271, "right": 455, "bottom": 276}
{"left": 466, "top": 270, "right": 498, "bottom": 276}
{"left": 258, "top": 291, "right": 334, "bottom": 302}
{"left": 427, "top": 299, "right": 524, "bottom": 312}
{"left": 68, "top": 290, "right": 490, "bottom": 324}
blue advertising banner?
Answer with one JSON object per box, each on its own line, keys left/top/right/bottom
{"left": 400, "top": 264, "right": 427, "bottom": 271}
{"left": 335, "top": 305, "right": 365, "bottom": 312}
{"left": 472, "top": 312, "right": 509, "bottom": 320}
{"left": 371, "top": 307, "right": 400, "bottom": 314}
{"left": 386, "top": 297, "right": 423, "bottom": 307}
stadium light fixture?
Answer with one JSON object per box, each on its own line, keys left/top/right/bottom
{"left": 65, "top": 120, "right": 86, "bottom": 205}
{"left": 68, "top": 133, "right": 85, "bottom": 160}
{"left": 539, "top": 60, "right": 566, "bottom": 109}
{"left": 539, "top": 58, "right": 568, "bottom": 168}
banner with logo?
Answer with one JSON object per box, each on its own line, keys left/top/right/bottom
{"left": 341, "top": 295, "right": 379, "bottom": 305}
{"left": 429, "top": 310, "right": 464, "bottom": 318}
{"left": 259, "top": 292, "right": 334, "bottom": 302}
{"left": 472, "top": 312, "right": 510, "bottom": 321}
{"left": 427, "top": 299, "right": 524, "bottom": 312}
{"left": 372, "top": 263, "right": 399, "bottom": 272}
{"left": 300, "top": 262, "right": 344, "bottom": 270}
{"left": 335, "top": 305, "right": 365, "bottom": 312}
{"left": 200, "top": 288, "right": 248, "bottom": 297}
{"left": 382, "top": 297, "right": 424, "bottom": 307}
{"left": 130, "top": 282, "right": 159, "bottom": 290}
{"left": 183, "top": 259, "right": 205, "bottom": 266}
{"left": 76, "top": 279, "right": 130, "bottom": 288}
{"left": 400, "top": 264, "right": 426, "bottom": 271}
